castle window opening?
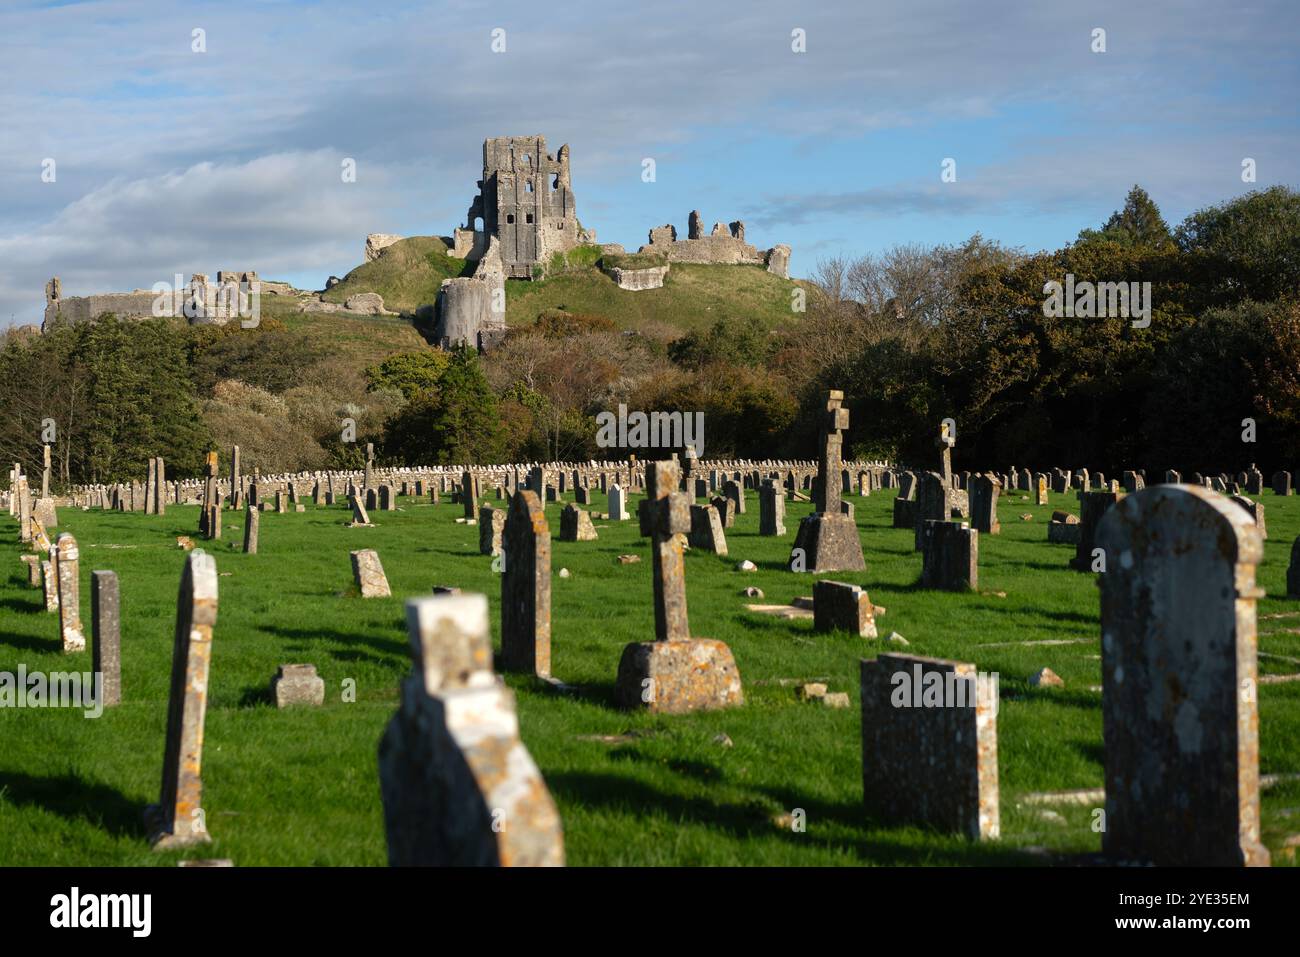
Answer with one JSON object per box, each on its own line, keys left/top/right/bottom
{"left": 526, "top": 180, "right": 534, "bottom": 193}
{"left": 526, "top": 213, "right": 534, "bottom": 224}
{"left": 507, "top": 214, "right": 515, "bottom": 224}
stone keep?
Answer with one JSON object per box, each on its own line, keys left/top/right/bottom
{"left": 1096, "top": 485, "right": 1269, "bottom": 866}
{"left": 860, "top": 653, "right": 999, "bottom": 840}
{"left": 378, "top": 593, "right": 565, "bottom": 866}
{"left": 616, "top": 459, "right": 743, "bottom": 713}
{"left": 145, "top": 550, "right": 218, "bottom": 849}
{"left": 790, "top": 391, "right": 865, "bottom": 572}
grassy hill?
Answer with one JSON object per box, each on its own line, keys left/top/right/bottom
{"left": 321, "top": 237, "right": 809, "bottom": 336}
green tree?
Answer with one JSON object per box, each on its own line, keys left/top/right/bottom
{"left": 1077, "top": 185, "right": 1174, "bottom": 250}
{"left": 364, "top": 349, "right": 451, "bottom": 400}
{"left": 382, "top": 347, "right": 504, "bottom": 464}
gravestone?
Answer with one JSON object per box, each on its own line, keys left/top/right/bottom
{"left": 500, "top": 490, "right": 552, "bottom": 677}
{"left": 860, "top": 653, "right": 999, "bottom": 839}
{"left": 559, "top": 503, "right": 598, "bottom": 542}
{"left": 145, "top": 550, "right": 218, "bottom": 849}
{"left": 92, "top": 570, "right": 121, "bottom": 707}
{"left": 616, "top": 459, "right": 743, "bottom": 713}
{"left": 1034, "top": 474, "right": 1048, "bottom": 506}
{"left": 758, "top": 480, "right": 786, "bottom": 536}
{"left": 1289, "top": 537, "right": 1300, "bottom": 599}
{"left": 1231, "top": 494, "right": 1267, "bottom": 539}
{"left": 1071, "top": 490, "right": 1123, "bottom": 571}
{"left": 41, "top": 558, "right": 58, "bottom": 612}
{"left": 608, "top": 484, "right": 628, "bottom": 521}
{"left": 271, "top": 664, "right": 325, "bottom": 708}
{"left": 969, "top": 474, "right": 1000, "bottom": 535}
{"left": 813, "top": 580, "right": 877, "bottom": 638}
{"left": 242, "top": 506, "right": 259, "bottom": 554}
{"left": 790, "top": 391, "right": 865, "bottom": 572}
{"left": 378, "top": 593, "right": 564, "bottom": 865}
{"left": 688, "top": 503, "right": 728, "bottom": 555}
{"left": 921, "top": 520, "right": 978, "bottom": 591}
{"left": 349, "top": 494, "right": 372, "bottom": 526}
{"left": 479, "top": 504, "right": 506, "bottom": 555}
{"left": 723, "top": 480, "right": 745, "bottom": 515}
{"left": 913, "top": 472, "right": 950, "bottom": 550}
{"left": 351, "top": 549, "right": 391, "bottom": 598}
{"left": 710, "top": 495, "right": 734, "bottom": 529}
{"left": 1273, "top": 471, "right": 1292, "bottom": 496}
{"left": 55, "top": 533, "right": 85, "bottom": 652}
{"left": 1097, "top": 485, "right": 1269, "bottom": 866}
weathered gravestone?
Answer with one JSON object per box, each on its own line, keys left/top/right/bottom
{"left": 920, "top": 520, "right": 978, "bottom": 591}
{"left": 710, "top": 495, "right": 735, "bottom": 529}
{"left": 559, "top": 503, "right": 598, "bottom": 542}
{"left": 55, "top": 533, "right": 85, "bottom": 652}
{"left": 378, "top": 592, "right": 564, "bottom": 865}
{"left": 500, "top": 490, "right": 551, "bottom": 677}
{"left": 913, "top": 472, "right": 951, "bottom": 550}
{"left": 479, "top": 504, "right": 506, "bottom": 555}
{"left": 758, "top": 479, "right": 786, "bottom": 536}
{"left": 813, "top": 580, "right": 878, "bottom": 638}
{"left": 351, "top": 549, "right": 391, "bottom": 598}
{"left": 791, "top": 391, "right": 865, "bottom": 572}
{"left": 688, "top": 503, "right": 728, "bottom": 555}
{"left": 1273, "top": 471, "right": 1292, "bottom": 496}
{"left": 617, "top": 459, "right": 743, "bottom": 713}
{"left": 144, "top": 550, "right": 218, "bottom": 849}
{"left": 607, "top": 484, "right": 628, "bottom": 521}
{"left": 969, "top": 474, "right": 1000, "bottom": 535}
{"left": 271, "top": 664, "right": 325, "bottom": 708}
{"left": 242, "top": 505, "right": 259, "bottom": 554}
{"left": 349, "top": 494, "right": 372, "bottom": 526}
{"left": 1230, "top": 493, "right": 1267, "bottom": 539}
{"left": 92, "top": 570, "right": 121, "bottom": 708}
{"left": 1096, "top": 485, "right": 1269, "bottom": 866}
{"left": 860, "top": 653, "right": 999, "bottom": 840}
{"left": 1071, "top": 490, "right": 1124, "bottom": 571}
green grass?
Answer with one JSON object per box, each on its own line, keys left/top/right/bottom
{"left": 504, "top": 262, "right": 806, "bottom": 334}
{"left": 1, "top": 487, "right": 1297, "bottom": 866}
{"left": 321, "top": 236, "right": 474, "bottom": 314}
{"left": 315, "top": 236, "right": 806, "bottom": 335}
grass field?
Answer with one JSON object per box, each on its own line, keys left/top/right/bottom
{"left": 1, "top": 487, "right": 1297, "bottom": 866}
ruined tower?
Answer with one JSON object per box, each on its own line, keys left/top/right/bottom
{"left": 465, "top": 136, "right": 581, "bottom": 279}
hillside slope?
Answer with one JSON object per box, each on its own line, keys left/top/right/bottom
{"left": 323, "top": 236, "right": 808, "bottom": 335}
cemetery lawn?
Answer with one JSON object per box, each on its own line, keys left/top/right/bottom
{"left": 2, "top": 489, "right": 1298, "bottom": 866}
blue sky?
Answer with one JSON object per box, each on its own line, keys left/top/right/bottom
{"left": 1, "top": 0, "right": 1296, "bottom": 326}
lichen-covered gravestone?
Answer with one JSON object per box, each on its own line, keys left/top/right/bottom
{"left": 812, "top": 580, "right": 877, "bottom": 638}
{"left": 616, "top": 459, "right": 743, "bottom": 713}
{"left": 54, "top": 533, "right": 85, "bottom": 652}
{"left": 145, "top": 550, "right": 218, "bottom": 849}
{"left": 271, "top": 664, "right": 325, "bottom": 708}
{"left": 860, "top": 653, "right": 999, "bottom": 840}
{"left": 559, "top": 503, "right": 598, "bottom": 541}
{"left": 378, "top": 592, "right": 564, "bottom": 866}
{"left": 758, "top": 479, "right": 785, "bottom": 536}
{"left": 1097, "top": 484, "right": 1270, "bottom": 866}
{"left": 91, "top": 570, "right": 121, "bottom": 708}
{"left": 351, "top": 549, "right": 391, "bottom": 598}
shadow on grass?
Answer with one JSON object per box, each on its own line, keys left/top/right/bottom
{"left": 547, "top": 770, "right": 1032, "bottom": 865}
{"left": 260, "top": 624, "right": 407, "bottom": 669}
{"left": 0, "top": 770, "right": 142, "bottom": 839}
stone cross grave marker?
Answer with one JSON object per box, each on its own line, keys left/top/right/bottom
{"left": 615, "top": 459, "right": 743, "bottom": 713}
{"left": 790, "top": 390, "right": 865, "bottom": 572}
